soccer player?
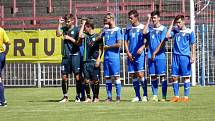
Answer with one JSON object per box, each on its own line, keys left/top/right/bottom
{"left": 143, "top": 11, "right": 168, "bottom": 102}
{"left": 78, "top": 19, "right": 103, "bottom": 103}
{"left": 98, "top": 12, "right": 123, "bottom": 102}
{"left": 124, "top": 10, "right": 148, "bottom": 102}
{"left": 56, "top": 14, "right": 82, "bottom": 103}
{"left": 79, "top": 17, "right": 87, "bottom": 101}
{"left": 0, "top": 27, "right": 11, "bottom": 107}
{"left": 166, "top": 15, "right": 196, "bottom": 102}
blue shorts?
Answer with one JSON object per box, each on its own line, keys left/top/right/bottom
{"left": 172, "top": 54, "right": 191, "bottom": 77}
{"left": 61, "top": 53, "right": 80, "bottom": 75}
{"left": 148, "top": 58, "right": 166, "bottom": 76}
{"left": 0, "top": 53, "right": 6, "bottom": 77}
{"left": 128, "top": 53, "right": 145, "bottom": 73}
{"left": 83, "top": 61, "right": 100, "bottom": 81}
{"left": 103, "top": 58, "right": 120, "bottom": 78}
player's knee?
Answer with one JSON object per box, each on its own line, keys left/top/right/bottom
{"left": 75, "top": 73, "right": 80, "bottom": 80}
{"left": 151, "top": 76, "right": 157, "bottom": 81}
{"left": 160, "top": 76, "right": 166, "bottom": 81}
{"left": 62, "top": 75, "right": 68, "bottom": 80}
{"left": 172, "top": 77, "right": 178, "bottom": 82}
{"left": 85, "top": 79, "right": 90, "bottom": 84}
{"left": 94, "top": 80, "right": 99, "bottom": 85}
{"left": 114, "top": 76, "right": 119, "bottom": 80}
{"left": 137, "top": 72, "right": 144, "bottom": 79}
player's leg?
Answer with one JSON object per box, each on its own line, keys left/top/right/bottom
{"left": 71, "top": 54, "right": 82, "bottom": 102}
{"left": 156, "top": 58, "right": 167, "bottom": 101}
{"left": 137, "top": 71, "right": 148, "bottom": 102}
{"left": 0, "top": 53, "right": 6, "bottom": 106}
{"left": 104, "top": 60, "right": 112, "bottom": 102}
{"left": 83, "top": 62, "right": 92, "bottom": 102}
{"left": 180, "top": 55, "right": 191, "bottom": 102}
{"left": 80, "top": 60, "right": 86, "bottom": 101}
{"left": 148, "top": 58, "right": 158, "bottom": 101}
{"left": 91, "top": 62, "right": 100, "bottom": 103}
{"left": 160, "top": 75, "right": 167, "bottom": 101}
{"left": 151, "top": 75, "right": 159, "bottom": 102}
{"left": 110, "top": 58, "right": 121, "bottom": 102}
{"left": 59, "top": 58, "right": 70, "bottom": 103}
{"left": 128, "top": 60, "right": 141, "bottom": 102}
{"left": 130, "top": 73, "right": 141, "bottom": 102}
{"left": 170, "top": 54, "right": 180, "bottom": 102}
{"left": 136, "top": 55, "right": 148, "bottom": 102}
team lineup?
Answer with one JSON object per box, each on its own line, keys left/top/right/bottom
{"left": 0, "top": 9, "right": 196, "bottom": 106}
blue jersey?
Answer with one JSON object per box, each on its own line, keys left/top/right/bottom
{"left": 102, "top": 26, "right": 123, "bottom": 60}
{"left": 171, "top": 27, "right": 195, "bottom": 56}
{"left": 124, "top": 24, "right": 145, "bottom": 56}
{"left": 147, "top": 25, "right": 167, "bottom": 59}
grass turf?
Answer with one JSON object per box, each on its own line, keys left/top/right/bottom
{"left": 0, "top": 86, "right": 215, "bottom": 121}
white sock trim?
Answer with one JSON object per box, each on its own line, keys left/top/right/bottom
{"left": 115, "top": 79, "right": 121, "bottom": 84}
{"left": 184, "top": 79, "right": 190, "bottom": 83}
{"left": 173, "top": 81, "right": 178, "bottom": 83}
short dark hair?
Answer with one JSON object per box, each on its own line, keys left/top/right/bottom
{"left": 174, "top": 15, "right": 185, "bottom": 22}
{"left": 85, "top": 21, "right": 94, "bottom": 29}
{"left": 151, "top": 11, "right": 160, "bottom": 17}
{"left": 128, "top": 10, "right": 139, "bottom": 18}
{"left": 64, "top": 14, "right": 74, "bottom": 21}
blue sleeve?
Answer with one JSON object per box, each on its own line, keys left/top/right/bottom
{"left": 190, "top": 31, "right": 195, "bottom": 45}
{"left": 161, "top": 27, "right": 168, "bottom": 41}
{"left": 117, "top": 28, "right": 123, "bottom": 41}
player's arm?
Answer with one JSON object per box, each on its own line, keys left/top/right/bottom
{"left": 151, "top": 40, "right": 165, "bottom": 60}
{"left": 104, "top": 40, "right": 121, "bottom": 51}
{"left": 3, "top": 29, "right": 11, "bottom": 45}
{"left": 166, "top": 19, "right": 175, "bottom": 39}
{"left": 64, "top": 35, "right": 77, "bottom": 44}
{"left": 137, "top": 33, "right": 147, "bottom": 55}
{"left": 190, "top": 32, "right": 196, "bottom": 63}
{"left": 77, "top": 20, "right": 86, "bottom": 45}
{"left": 143, "top": 14, "right": 151, "bottom": 34}
{"left": 125, "top": 40, "right": 133, "bottom": 61}
{"left": 190, "top": 43, "right": 196, "bottom": 64}
{"left": 95, "top": 45, "right": 103, "bottom": 67}
{"left": 56, "top": 17, "right": 64, "bottom": 37}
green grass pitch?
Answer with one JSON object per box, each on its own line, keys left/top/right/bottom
{"left": 0, "top": 86, "right": 215, "bottom": 121}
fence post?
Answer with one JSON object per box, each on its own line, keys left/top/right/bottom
{"left": 190, "top": 0, "right": 196, "bottom": 86}
{"left": 201, "top": 24, "right": 205, "bottom": 86}
{"left": 38, "top": 63, "right": 42, "bottom": 88}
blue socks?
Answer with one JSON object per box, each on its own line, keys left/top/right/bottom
{"left": 0, "top": 82, "right": 5, "bottom": 103}
{"left": 115, "top": 79, "right": 121, "bottom": 97}
{"left": 132, "top": 78, "right": 140, "bottom": 99}
{"left": 105, "top": 80, "right": 112, "bottom": 98}
{"left": 184, "top": 80, "right": 190, "bottom": 97}
{"left": 162, "top": 80, "right": 167, "bottom": 98}
{"left": 151, "top": 80, "right": 158, "bottom": 96}
{"left": 172, "top": 81, "right": 179, "bottom": 97}
{"left": 140, "top": 78, "right": 148, "bottom": 97}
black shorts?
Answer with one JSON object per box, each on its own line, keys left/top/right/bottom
{"left": 83, "top": 61, "right": 100, "bottom": 81}
{"left": 61, "top": 53, "right": 80, "bottom": 75}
